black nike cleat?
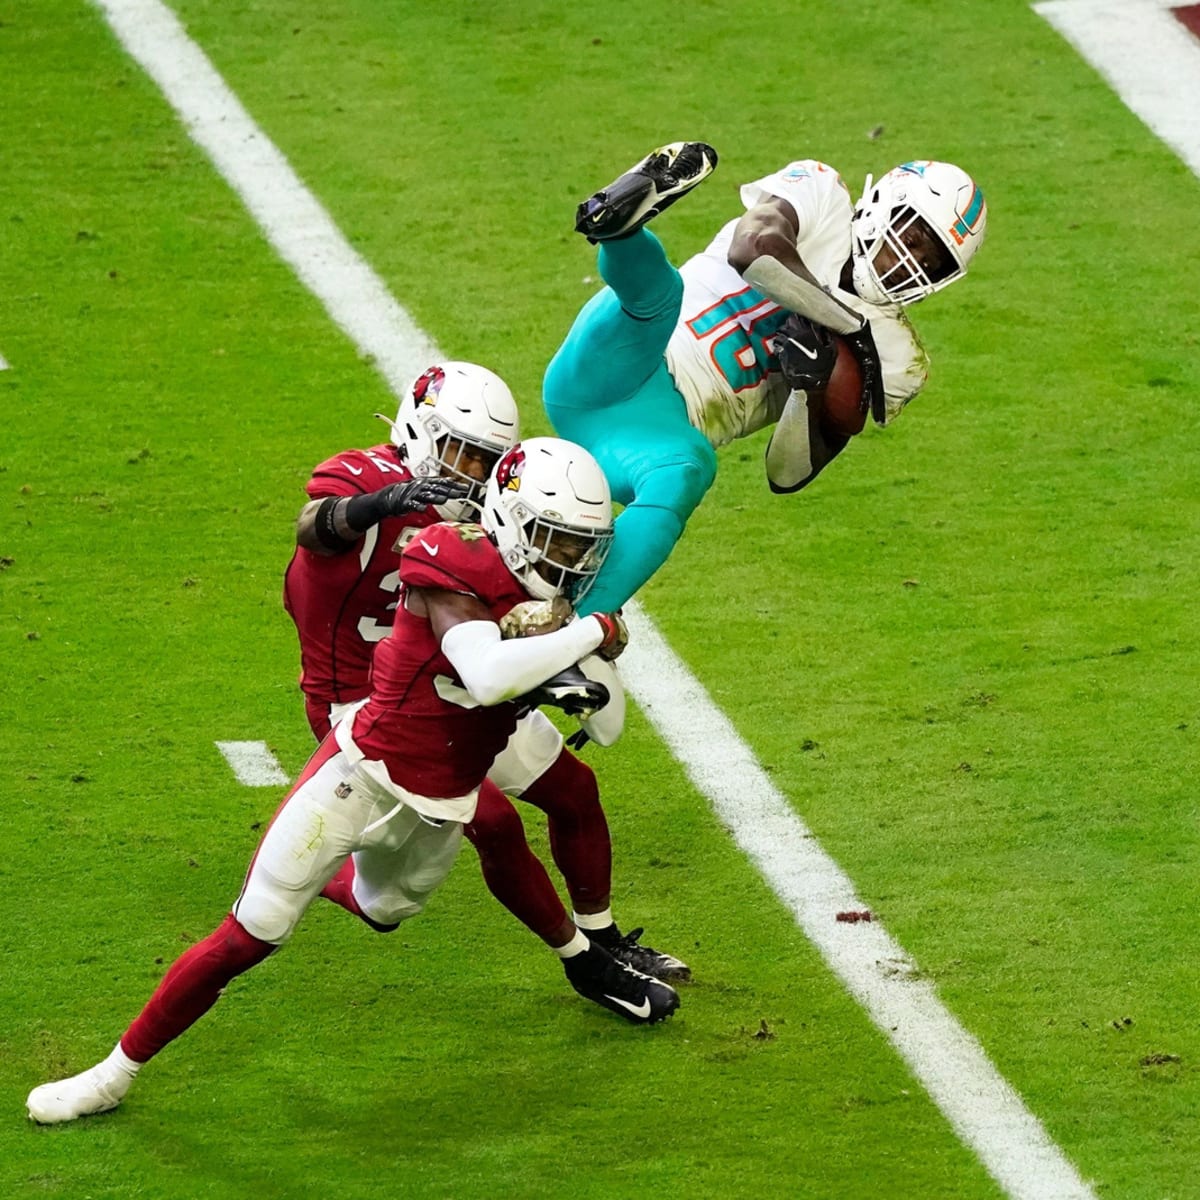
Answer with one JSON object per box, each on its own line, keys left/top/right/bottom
{"left": 589, "top": 924, "right": 692, "bottom": 983}
{"left": 575, "top": 141, "right": 718, "bottom": 243}
{"left": 563, "top": 940, "right": 680, "bottom": 1025}
{"left": 516, "top": 664, "right": 609, "bottom": 717}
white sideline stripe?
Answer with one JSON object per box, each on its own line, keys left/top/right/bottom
{"left": 621, "top": 613, "right": 1094, "bottom": 1200}
{"left": 215, "top": 741, "right": 289, "bottom": 787}
{"left": 95, "top": 2, "right": 1092, "bottom": 1195}
{"left": 1034, "top": 0, "right": 1200, "bottom": 177}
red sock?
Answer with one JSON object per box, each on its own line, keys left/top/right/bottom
{"left": 520, "top": 750, "right": 612, "bottom": 911}
{"left": 120, "top": 914, "right": 275, "bottom": 1063}
{"left": 465, "top": 780, "right": 569, "bottom": 944}
{"left": 320, "top": 859, "right": 363, "bottom": 916}
{"left": 319, "top": 859, "right": 400, "bottom": 932}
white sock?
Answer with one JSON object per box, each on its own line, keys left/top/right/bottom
{"left": 100, "top": 1044, "right": 142, "bottom": 1087}
{"left": 552, "top": 929, "right": 590, "bottom": 959}
{"left": 573, "top": 908, "right": 614, "bottom": 932}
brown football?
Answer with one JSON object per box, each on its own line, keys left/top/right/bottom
{"left": 819, "top": 337, "right": 867, "bottom": 439}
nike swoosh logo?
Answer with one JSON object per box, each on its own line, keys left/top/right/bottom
{"left": 340, "top": 462, "right": 364, "bottom": 475}
{"left": 604, "top": 994, "right": 651, "bottom": 1019}
{"left": 419, "top": 540, "right": 440, "bottom": 556}
{"left": 792, "top": 342, "right": 819, "bottom": 360}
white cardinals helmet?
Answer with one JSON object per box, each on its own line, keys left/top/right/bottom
{"left": 482, "top": 437, "right": 614, "bottom": 603}
{"left": 851, "top": 161, "right": 987, "bottom": 306}
{"left": 383, "top": 362, "right": 519, "bottom": 519}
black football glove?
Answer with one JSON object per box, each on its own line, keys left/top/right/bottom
{"left": 378, "top": 477, "right": 471, "bottom": 516}
{"left": 840, "top": 321, "right": 887, "bottom": 424}
{"left": 516, "top": 664, "right": 610, "bottom": 717}
{"left": 770, "top": 313, "right": 838, "bottom": 393}
{"left": 325, "top": 477, "right": 474, "bottom": 550}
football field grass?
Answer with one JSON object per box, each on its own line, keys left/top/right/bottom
{"left": 5, "top": 2, "right": 1200, "bottom": 1197}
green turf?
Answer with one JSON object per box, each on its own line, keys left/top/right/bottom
{"left": 5, "top": 1, "right": 1200, "bottom": 1196}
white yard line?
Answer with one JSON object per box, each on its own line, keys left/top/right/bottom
{"left": 214, "top": 741, "right": 290, "bottom": 786}
{"left": 621, "top": 616, "right": 1095, "bottom": 1199}
{"left": 94, "top": 1, "right": 1096, "bottom": 1195}
{"left": 1035, "top": 0, "right": 1200, "bottom": 176}
{"left": 0, "top": 351, "right": 10, "bottom": 371}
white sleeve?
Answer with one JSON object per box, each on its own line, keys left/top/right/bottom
{"left": 739, "top": 160, "right": 840, "bottom": 228}
{"left": 441, "top": 618, "right": 604, "bottom": 707}
{"left": 576, "top": 655, "right": 626, "bottom": 746}
{"left": 737, "top": 162, "right": 865, "bottom": 335}
{"left": 764, "top": 390, "right": 817, "bottom": 491}
{"left": 863, "top": 306, "right": 930, "bottom": 424}
{"left": 740, "top": 256, "right": 864, "bottom": 335}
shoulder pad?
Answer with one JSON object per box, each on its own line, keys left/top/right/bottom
{"left": 400, "top": 522, "right": 505, "bottom": 595}
{"left": 307, "top": 445, "right": 408, "bottom": 498}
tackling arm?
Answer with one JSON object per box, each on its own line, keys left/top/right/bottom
{"left": 728, "top": 198, "right": 865, "bottom": 336}
{"left": 296, "top": 496, "right": 357, "bottom": 555}
{"left": 296, "top": 479, "right": 470, "bottom": 555}
{"left": 415, "top": 588, "right": 618, "bottom": 707}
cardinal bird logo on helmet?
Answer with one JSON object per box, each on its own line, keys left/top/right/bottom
{"left": 411, "top": 366, "right": 446, "bottom": 407}
{"left": 495, "top": 446, "right": 526, "bottom": 492}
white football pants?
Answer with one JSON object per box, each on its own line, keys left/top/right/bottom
{"left": 234, "top": 746, "right": 464, "bottom": 945}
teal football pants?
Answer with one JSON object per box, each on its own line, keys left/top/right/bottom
{"left": 543, "top": 229, "right": 717, "bottom": 615}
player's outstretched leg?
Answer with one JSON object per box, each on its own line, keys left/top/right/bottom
{"left": 562, "top": 938, "right": 680, "bottom": 1025}
{"left": 575, "top": 141, "right": 718, "bottom": 242}
{"left": 465, "top": 783, "right": 576, "bottom": 947}
{"left": 26, "top": 913, "right": 275, "bottom": 1124}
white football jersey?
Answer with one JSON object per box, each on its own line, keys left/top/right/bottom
{"left": 665, "top": 160, "right": 929, "bottom": 447}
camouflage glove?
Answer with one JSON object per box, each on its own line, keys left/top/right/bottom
{"left": 592, "top": 611, "right": 628, "bottom": 661}
{"left": 499, "top": 596, "right": 574, "bottom": 639}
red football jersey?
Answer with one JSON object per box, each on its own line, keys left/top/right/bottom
{"left": 344, "top": 521, "right": 530, "bottom": 799}
{"left": 282, "top": 444, "right": 439, "bottom": 707}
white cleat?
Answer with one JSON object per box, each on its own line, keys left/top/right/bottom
{"left": 27, "top": 1065, "right": 129, "bottom": 1124}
